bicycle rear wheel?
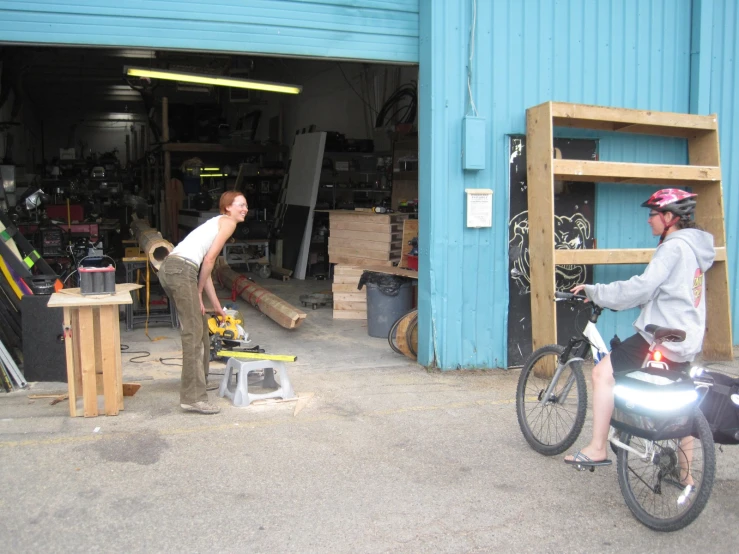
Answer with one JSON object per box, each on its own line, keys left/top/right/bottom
{"left": 616, "top": 408, "right": 716, "bottom": 532}
{"left": 516, "top": 344, "right": 587, "bottom": 455}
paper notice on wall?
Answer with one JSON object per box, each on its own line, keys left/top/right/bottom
{"left": 465, "top": 189, "right": 493, "bottom": 228}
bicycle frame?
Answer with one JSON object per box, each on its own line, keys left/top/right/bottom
{"left": 537, "top": 304, "right": 609, "bottom": 408}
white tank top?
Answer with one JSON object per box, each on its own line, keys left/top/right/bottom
{"left": 170, "top": 215, "right": 224, "bottom": 266}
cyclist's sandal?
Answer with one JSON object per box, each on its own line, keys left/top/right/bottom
{"left": 564, "top": 450, "right": 612, "bottom": 467}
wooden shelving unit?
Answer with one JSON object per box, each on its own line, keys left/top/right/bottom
{"left": 526, "top": 101, "right": 732, "bottom": 360}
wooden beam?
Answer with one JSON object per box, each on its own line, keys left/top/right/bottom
{"left": 689, "top": 129, "right": 733, "bottom": 361}
{"left": 549, "top": 102, "right": 717, "bottom": 137}
{"left": 526, "top": 102, "right": 557, "bottom": 350}
{"left": 555, "top": 247, "right": 726, "bottom": 265}
{"left": 553, "top": 159, "right": 720, "bottom": 185}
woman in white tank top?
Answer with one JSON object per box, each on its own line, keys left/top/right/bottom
{"left": 158, "top": 191, "right": 247, "bottom": 414}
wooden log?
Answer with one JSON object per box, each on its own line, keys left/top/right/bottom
{"left": 216, "top": 264, "right": 307, "bottom": 329}
{"left": 130, "top": 217, "right": 174, "bottom": 271}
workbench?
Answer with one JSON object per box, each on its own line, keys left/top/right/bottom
{"left": 47, "top": 283, "right": 141, "bottom": 417}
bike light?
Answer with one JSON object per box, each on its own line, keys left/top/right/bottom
{"left": 689, "top": 366, "right": 705, "bottom": 378}
{"left": 652, "top": 350, "right": 663, "bottom": 362}
{"left": 731, "top": 393, "right": 739, "bottom": 406}
{"left": 614, "top": 384, "right": 698, "bottom": 411}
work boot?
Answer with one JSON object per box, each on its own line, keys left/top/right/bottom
{"left": 180, "top": 400, "right": 221, "bottom": 414}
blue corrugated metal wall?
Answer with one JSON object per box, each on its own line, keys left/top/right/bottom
{"left": 708, "top": 0, "right": 739, "bottom": 345}
{"left": 0, "top": 0, "right": 419, "bottom": 63}
{"left": 419, "top": 0, "right": 695, "bottom": 368}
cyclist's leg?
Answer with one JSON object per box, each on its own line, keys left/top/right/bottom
{"left": 565, "top": 354, "right": 615, "bottom": 462}
{"left": 678, "top": 436, "right": 695, "bottom": 486}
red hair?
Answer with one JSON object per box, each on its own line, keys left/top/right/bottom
{"left": 219, "top": 191, "right": 246, "bottom": 215}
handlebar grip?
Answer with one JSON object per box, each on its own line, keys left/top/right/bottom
{"left": 555, "top": 292, "right": 574, "bottom": 300}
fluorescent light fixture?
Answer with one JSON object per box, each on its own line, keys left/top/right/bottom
{"left": 203, "top": 168, "right": 220, "bottom": 171}
{"left": 200, "top": 173, "right": 226, "bottom": 178}
{"left": 125, "top": 66, "right": 302, "bottom": 95}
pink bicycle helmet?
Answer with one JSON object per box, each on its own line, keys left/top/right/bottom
{"left": 641, "top": 188, "right": 697, "bottom": 218}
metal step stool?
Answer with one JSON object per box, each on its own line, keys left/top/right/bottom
{"left": 218, "top": 358, "right": 295, "bottom": 407}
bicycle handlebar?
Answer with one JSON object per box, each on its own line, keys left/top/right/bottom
{"left": 554, "top": 292, "right": 588, "bottom": 302}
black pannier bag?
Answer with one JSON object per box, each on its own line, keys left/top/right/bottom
{"left": 699, "top": 371, "right": 739, "bottom": 445}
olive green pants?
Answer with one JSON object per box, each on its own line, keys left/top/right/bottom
{"left": 157, "top": 256, "right": 210, "bottom": 405}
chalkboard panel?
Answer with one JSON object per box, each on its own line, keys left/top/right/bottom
{"left": 507, "top": 137, "right": 596, "bottom": 367}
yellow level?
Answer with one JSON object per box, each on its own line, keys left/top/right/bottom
{"left": 216, "top": 350, "right": 297, "bottom": 363}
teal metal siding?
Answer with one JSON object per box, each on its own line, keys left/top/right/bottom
{"left": 0, "top": 0, "right": 419, "bottom": 63}
{"left": 707, "top": 0, "right": 739, "bottom": 345}
{"left": 419, "top": 0, "right": 694, "bottom": 368}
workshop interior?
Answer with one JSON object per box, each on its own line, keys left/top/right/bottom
{"left": 0, "top": 45, "right": 420, "bottom": 398}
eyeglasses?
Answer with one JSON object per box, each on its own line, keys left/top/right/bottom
{"left": 648, "top": 212, "right": 661, "bottom": 219}
{"left": 232, "top": 202, "right": 248, "bottom": 208}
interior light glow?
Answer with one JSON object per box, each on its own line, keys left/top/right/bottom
{"left": 200, "top": 173, "right": 226, "bottom": 178}
{"left": 203, "top": 168, "right": 220, "bottom": 171}
{"left": 614, "top": 384, "right": 698, "bottom": 412}
{"left": 125, "top": 66, "right": 302, "bottom": 95}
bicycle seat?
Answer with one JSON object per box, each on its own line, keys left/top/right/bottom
{"left": 645, "top": 324, "right": 686, "bottom": 343}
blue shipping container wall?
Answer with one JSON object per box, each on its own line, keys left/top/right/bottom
{"left": 417, "top": 0, "right": 737, "bottom": 369}
{"left": 709, "top": 0, "right": 739, "bottom": 353}
{"left": 0, "top": 0, "right": 419, "bottom": 63}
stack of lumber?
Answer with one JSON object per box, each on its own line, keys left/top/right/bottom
{"left": 332, "top": 265, "right": 366, "bottom": 320}
{"left": 327, "top": 211, "right": 407, "bottom": 267}
{"left": 327, "top": 211, "right": 408, "bottom": 320}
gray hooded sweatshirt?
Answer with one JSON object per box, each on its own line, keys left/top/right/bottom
{"left": 584, "top": 228, "right": 715, "bottom": 362}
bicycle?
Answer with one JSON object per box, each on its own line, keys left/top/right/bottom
{"left": 515, "top": 291, "right": 716, "bottom": 531}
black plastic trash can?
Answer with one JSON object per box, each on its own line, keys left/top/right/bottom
{"left": 358, "top": 271, "right": 414, "bottom": 338}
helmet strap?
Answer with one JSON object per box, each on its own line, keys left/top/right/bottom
{"left": 658, "top": 212, "right": 680, "bottom": 244}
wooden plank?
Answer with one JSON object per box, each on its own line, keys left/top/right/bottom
{"left": 549, "top": 102, "right": 717, "bottom": 137}
{"left": 333, "top": 264, "right": 364, "bottom": 275}
{"left": 332, "top": 310, "right": 367, "bottom": 320}
{"left": 398, "top": 219, "right": 419, "bottom": 269}
{"left": 99, "top": 305, "right": 121, "bottom": 416}
{"left": 331, "top": 283, "right": 361, "bottom": 292}
{"left": 62, "top": 308, "right": 77, "bottom": 418}
{"left": 334, "top": 301, "right": 367, "bottom": 311}
{"left": 327, "top": 210, "right": 408, "bottom": 223}
{"left": 329, "top": 247, "right": 398, "bottom": 261}
{"left": 333, "top": 292, "right": 367, "bottom": 302}
{"left": 48, "top": 284, "right": 138, "bottom": 308}
{"left": 526, "top": 102, "right": 557, "bottom": 351}
{"left": 331, "top": 221, "right": 401, "bottom": 233}
{"left": 333, "top": 276, "right": 363, "bottom": 284}
{"left": 360, "top": 265, "right": 419, "bottom": 279}
{"left": 328, "top": 237, "right": 401, "bottom": 253}
{"left": 553, "top": 159, "right": 720, "bottom": 185}
{"left": 554, "top": 247, "right": 727, "bottom": 265}
{"left": 330, "top": 229, "right": 402, "bottom": 242}
{"left": 688, "top": 129, "right": 733, "bottom": 360}
{"left": 329, "top": 255, "right": 394, "bottom": 267}
{"left": 77, "top": 307, "right": 98, "bottom": 417}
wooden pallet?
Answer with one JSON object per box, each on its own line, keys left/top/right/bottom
{"left": 327, "top": 211, "right": 407, "bottom": 268}
{"left": 332, "top": 265, "right": 366, "bottom": 320}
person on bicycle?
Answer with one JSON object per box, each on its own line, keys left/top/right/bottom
{"left": 565, "top": 188, "right": 715, "bottom": 475}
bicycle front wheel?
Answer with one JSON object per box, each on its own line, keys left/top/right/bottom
{"left": 516, "top": 344, "right": 587, "bottom": 455}
{"left": 616, "top": 408, "right": 716, "bottom": 532}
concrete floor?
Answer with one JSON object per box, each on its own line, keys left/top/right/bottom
{"left": 1, "top": 274, "right": 738, "bottom": 552}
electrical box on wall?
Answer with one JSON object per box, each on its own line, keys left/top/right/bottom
{"left": 462, "top": 115, "right": 486, "bottom": 170}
